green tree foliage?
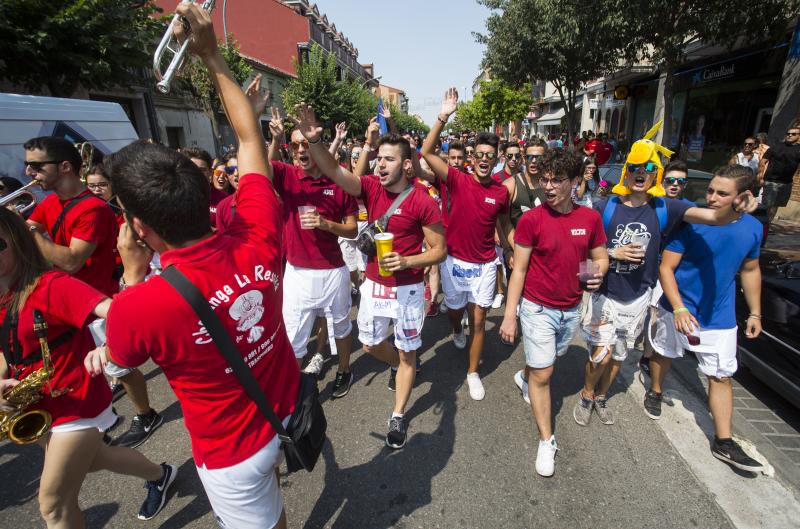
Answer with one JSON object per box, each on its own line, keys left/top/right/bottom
{"left": 385, "top": 102, "right": 429, "bottom": 134}
{"left": 475, "top": 0, "right": 630, "bottom": 139}
{"left": 448, "top": 79, "right": 531, "bottom": 133}
{"left": 0, "top": 0, "right": 163, "bottom": 97}
{"left": 282, "top": 44, "right": 377, "bottom": 135}
{"left": 622, "top": 0, "right": 797, "bottom": 144}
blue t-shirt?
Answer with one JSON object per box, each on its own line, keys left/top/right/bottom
{"left": 595, "top": 197, "right": 693, "bottom": 302}
{"left": 660, "top": 214, "right": 762, "bottom": 329}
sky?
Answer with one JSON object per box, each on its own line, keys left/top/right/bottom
{"left": 312, "top": 0, "right": 492, "bottom": 124}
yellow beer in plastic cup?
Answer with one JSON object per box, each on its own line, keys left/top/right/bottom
{"left": 375, "top": 232, "right": 394, "bottom": 277}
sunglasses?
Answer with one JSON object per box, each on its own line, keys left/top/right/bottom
{"left": 26, "top": 160, "right": 62, "bottom": 172}
{"left": 351, "top": 152, "right": 361, "bottom": 159}
{"left": 224, "top": 166, "right": 238, "bottom": 175}
{"left": 291, "top": 140, "right": 310, "bottom": 150}
{"left": 627, "top": 162, "right": 657, "bottom": 173}
{"left": 507, "top": 153, "right": 522, "bottom": 159}
{"left": 525, "top": 154, "right": 542, "bottom": 161}
{"left": 473, "top": 151, "right": 496, "bottom": 160}
{"left": 664, "top": 177, "right": 686, "bottom": 186}
{"left": 743, "top": 142, "right": 756, "bottom": 146}
{"left": 466, "top": 150, "right": 475, "bottom": 155}
{"left": 787, "top": 132, "right": 800, "bottom": 136}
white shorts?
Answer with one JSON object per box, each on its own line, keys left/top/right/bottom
{"left": 338, "top": 237, "right": 365, "bottom": 273}
{"left": 494, "top": 245, "right": 503, "bottom": 266}
{"left": 582, "top": 290, "right": 651, "bottom": 362}
{"left": 650, "top": 281, "right": 664, "bottom": 308}
{"left": 357, "top": 279, "right": 425, "bottom": 352}
{"left": 440, "top": 255, "right": 497, "bottom": 310}
{"left": 282, "top": 263, "right": 353, "bottom": 359}
{"left": 196, "top": 418, "right": 289, "bottom": 529}
{"left": 649, "top": 307, "right": 739, "bottom": 378}
{"left": 50, "top": 404, "right": 117, "bottom": 434}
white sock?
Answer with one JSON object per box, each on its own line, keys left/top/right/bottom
{"left": 391, "top": 412, "right": 404, "bottom": 419}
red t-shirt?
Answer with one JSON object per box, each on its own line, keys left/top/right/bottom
{"left": 272, "top": 161, "right": 358, "bottom": 269}
{"left": 29, "top": 190, "right": 118, "bottom": 296}
{"left": 514, "top": 204, "right": 607, "bottom": 309}
{"left": 441, "top": 166, "right": 509, "bottom": 263}
{"left": 106, "top": 173, "right": 300, "bottom": 470}
{"left": 491, "top": 167, "right": 513, "bottom": 183}
{"left": 360, "top": 175, "right": 441, "bottom": 287}
{"left": 1, "top": 271, "right": 109, "bottom": 425}
{"left": 595, "top": 142, "right": 613, "bottom": 165}
{"left": 215, "top": 193, "right": 235, "bottom": 233}
{"left": 209, "top": 187, "right": 229, "bottom": 228}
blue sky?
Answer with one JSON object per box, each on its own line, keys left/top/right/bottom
{"left": 313, "top": 0, "right": 491, "bottom": 124}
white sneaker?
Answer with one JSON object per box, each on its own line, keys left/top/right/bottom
{"left": 461, "top": 313, "right": 469, "bottom": 327}
{"left": 302, "top": 352, "right": 324, "bottom": 375}
{"left": 513, "top": 370, "right": 530, "bottom": 404}
{"left": 536, "top": 435, "right": 558, "bottom": 477}
{"left": 466, "top": 372, "right": 485, "bottom": 400}
{"left": 491, "top": 293, "right": 504, "bottom": 309}
{"left": 453, "top": 330, "right": 467, "bottom": 350}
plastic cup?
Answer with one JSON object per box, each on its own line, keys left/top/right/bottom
{"left": 298, "top": 205, "right": 316, "bottom": 229}
{"left": 630, "top": 232, "right": 650, "bottom": 256}
{"left": 578, "top": 259, "right": 600, "bottom": 286}
{"left": 375, "top": 232, "right": 394, "bottom": 277}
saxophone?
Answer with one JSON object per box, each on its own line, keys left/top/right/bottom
{"left": 0, "top": 309, "right": 62, "bottom": 444}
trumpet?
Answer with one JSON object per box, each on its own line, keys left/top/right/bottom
{"left": 0, "top": 180, "right": 39, "bottom": 215}
{"left": 153, "top": 0, "right": 217, "bottom": 94}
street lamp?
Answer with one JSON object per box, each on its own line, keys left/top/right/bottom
{"left": 362, "top": 76, "right": 382, "bottom": 88}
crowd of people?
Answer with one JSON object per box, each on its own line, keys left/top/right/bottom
{"left": 0, "top": 4, "right": 796, "bottom": 528}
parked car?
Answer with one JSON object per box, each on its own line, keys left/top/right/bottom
{"left": 735, "top": 249, "right": 800, "bottom": 409}
{"left": 597, "top": 163, "right": 770, "bottom": 244}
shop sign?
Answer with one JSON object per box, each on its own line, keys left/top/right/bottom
{"left": 691, "top": 63, "right": 736, "bottom": 86}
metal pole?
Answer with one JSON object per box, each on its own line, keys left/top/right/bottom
{"left": 223, "top": 0, "right": 229, "bottom": 44}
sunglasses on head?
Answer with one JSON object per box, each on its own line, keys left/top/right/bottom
{"left": 473, "top": 151, "right": 496, "bottom": 160}
{"left": 224, "top": 166, "right": 238, "bottom": 175}
{"left": 664, "top": 177, "right": 686, "bottom": 186}
{"left": 627, "top": 162, "right": 657, "bottom": 173}
{"left": 26, "top": 160, "right": 62, "bottom": 172}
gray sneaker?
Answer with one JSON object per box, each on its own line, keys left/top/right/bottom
{"left": 573, "top": 395, "right": 594, "bottom": 426}
{"left": 594, "top": 396, "right": 615, "bottom": 425}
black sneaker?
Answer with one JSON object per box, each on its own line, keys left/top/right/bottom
{"left": 386, "top": 416, "right": 407, "bottom": 449}
{"left": 712, "top": 438, "right": 765, "bottom": 473}
{"left": 643, "top": 390, "right": 662, "bottom": 420}
{"left": 388, "top": 368, "right": 397, "bottom": 392}
{"left": 331, "top": 371, "right": 354, "bottom": 399}
{"left": 137, "top": 463, "right": 177, "bottom": 520}
{"left": 105, "top": 407, "right": 123, "bottom": 433}
{"left": 112, "top": 409, "right": 163, "bottom": 448}
{"left": 111, "top": 382, "right": 126, "bottom": 401}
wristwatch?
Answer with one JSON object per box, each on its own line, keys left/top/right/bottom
{"left": 606, "top": 247, "right": 616, "bottom": 260}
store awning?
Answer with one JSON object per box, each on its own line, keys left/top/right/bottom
{"left": 535, "top": 108, "right": 565, "bottom": 126}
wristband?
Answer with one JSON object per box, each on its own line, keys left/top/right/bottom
{"left": 673, "top": 307, "right": 689, "bottom": 315}
{"left": 307, "top": 136, "right": 322, "bottom": 145}
{"left": 437, "top": 116, "right": 448, "bottom": 125}
{"left": 748, "top": 314, "right": 761, "bottom": 319}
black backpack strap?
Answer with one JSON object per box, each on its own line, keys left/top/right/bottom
{"left": 1, "top": 309, "right": 21, "bottom": 367}
{"left": 51, "top": 193, "right": 94, "bottom": 240}
{"left": 160, "top": 266, "right": 293, "bottom": 443}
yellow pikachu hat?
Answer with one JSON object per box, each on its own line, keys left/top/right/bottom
{"left": 611, "top": 120, "right": 675, "bottom": 197}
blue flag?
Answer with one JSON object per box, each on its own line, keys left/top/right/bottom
{"left": 377, "top": 98, "right": 389, "bottom": 135}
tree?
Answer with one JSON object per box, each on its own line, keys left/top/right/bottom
{"left": 475, "top": 0, "right": 631, "bottom": 140}
{"left": 623, "top": 0, "right": 797, "bottom": 145}
{"left": 472, "top": 78, "right": 532, "bottom": 130}
{"left": 282, "top": 44, "right": 377, "bottom": 136}
{"left": 385, "top": 102, "right": 429, "bottom": 134}
{"left": 0, "top": 0, "right": 163, "bottom": 97}
{"left": 182, "top": 37, "right": 252, "bottom": 154}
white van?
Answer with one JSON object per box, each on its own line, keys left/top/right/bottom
{"left": 0, "top": 93, "right": 139, "bottom": 182}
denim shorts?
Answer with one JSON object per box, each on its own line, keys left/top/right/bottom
{"left": 519, "top": 298, "right": 582, "bottom": 368}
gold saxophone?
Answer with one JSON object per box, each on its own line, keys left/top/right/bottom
{"left": 0, "top": 309, "right": 64, "bottom": 444}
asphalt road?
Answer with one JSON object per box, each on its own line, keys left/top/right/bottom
{"left": 0, "top": 307, "right": 734, "bottom": 529}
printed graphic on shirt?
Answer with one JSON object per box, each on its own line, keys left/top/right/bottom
{"left": 229, "top": 290, "right": 266, "bottom": 343}
{"left": 611, "top": 222, "right": 652, "bottom": 274}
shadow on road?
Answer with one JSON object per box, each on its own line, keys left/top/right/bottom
{"left": 158, "top": 458, "right": 214, "bottom": 528}
{"left": 0, "top": 442, "right": 41, "bottom": 510}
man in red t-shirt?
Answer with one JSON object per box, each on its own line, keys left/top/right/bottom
{"left": 24, "top": 137, "right": 118, "bottom": 296}
{"left": 274, "top": 127, "right": 358, "bottom": 397}
{"left": 594, "top": 134, "right": 613, "bottom": 166}
{"left": 85, "top": 7, "right": 299, "bottom": 528}
{"left": 421, "top": 87, "right": 514, "bottom": 402}
{"left": 294, "top": 103, "right": 446, "bottom": 450}
{"left": 499, "top": 149, "right": 609, "bottom": 477}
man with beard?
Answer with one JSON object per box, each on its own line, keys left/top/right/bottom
{"left": 421, "top": 87, "right": 513, "bottom": 401}
{"left": 575, "top": 122, "right": 757, "bottom": 427}
{"left": 293, "top": 103, "right": 445, "bottom": 449}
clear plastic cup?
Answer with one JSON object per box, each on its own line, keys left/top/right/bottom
{"left": 298, "top": 205, "right": 317, "bottom": 229}
{"left": 631, "top": 232, "right": 650, "bottom": 256}
{"left": 578, "top": 259, "right": 600, "bottom": 285}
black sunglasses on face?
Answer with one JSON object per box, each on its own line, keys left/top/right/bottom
{"left": 525, "top": 154, "right": 542, "bottom": 161}
{"left": 507, "top": 153, "right": 522, "bottom": 159}
{"left": 26, "top": 160, "right": 62, "bottom": 172}
{"left": 474, "top": 152, "right": 496, "bottom": 160}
